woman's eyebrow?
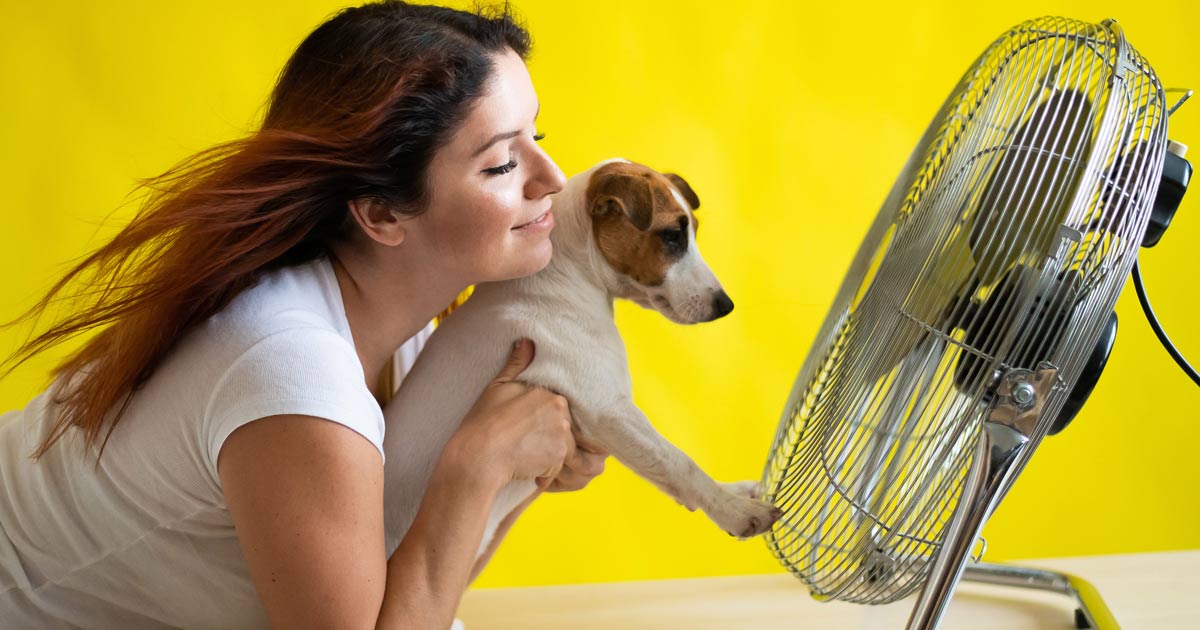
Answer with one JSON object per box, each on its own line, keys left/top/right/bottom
{"left": 471, "top": 102, "right": 541, "bottom": 157}
{"left": 473, "top": 130, "right": 521, "bottom": 157}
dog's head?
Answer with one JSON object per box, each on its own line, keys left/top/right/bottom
{"left": 584, "top": 160, "right": 732, "bottom": 324}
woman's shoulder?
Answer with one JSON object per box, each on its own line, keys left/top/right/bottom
{"left": 179, "top": 258, "right": 383, "bottom": 473}
{"left": 155, "top": 256, "right": 367, "bottom": 411}
{"left": 199, "top": 255, "right": 355, "bottom": 351}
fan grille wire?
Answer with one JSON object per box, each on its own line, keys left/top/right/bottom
{"left": 762, "top": 16, "right": 1167, "bottom": 604}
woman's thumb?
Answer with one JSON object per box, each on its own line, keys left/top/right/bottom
{"left": 494, "top": 338, "right": 535, "bottom": 383}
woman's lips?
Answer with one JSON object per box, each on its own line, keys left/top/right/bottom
{"left": 512, "top": 210, "right": 553, "bottom": 232}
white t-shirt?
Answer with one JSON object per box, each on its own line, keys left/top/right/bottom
{"left": 0, "top": 255, "right": 432, "bottom": 629}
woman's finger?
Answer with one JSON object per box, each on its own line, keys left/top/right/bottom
{"left": 573, "top": 433, "right": 609, "bottom": 456}
{"left": 492, "top": 338, "right": 535, "bottom": 384}
{"left": 546, "top": 469, "right": 588, "bottom": 492}
{"left": 559, "top": 442, "right": 604, "bottom": 475}
{"left": 553, "top": 447, "right": 606, "bottom": 487}
{"left": 577, "top": 449, "right": 607, "bottom": 476}
{"left": 560, "top": 443, "right": 587, "bottom": 473}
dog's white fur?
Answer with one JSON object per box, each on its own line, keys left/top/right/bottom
{"left": 381, "top": 159, "right": 781, "bottom": 563}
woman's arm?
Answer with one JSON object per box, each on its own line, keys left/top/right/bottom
{"left": 220, "top": 414, "right": 504, "bottom": 630}
{"left": 218, "top": 415, "right": 387, "bottom": 629}
{"left": 378, "top": 439, "right": 505, "bottom": 628}
{"left": 218, "top": 339, "right": 574, "bottom": 629}
{"left": 466, "top": 438, "right": 609, "bottom": 584}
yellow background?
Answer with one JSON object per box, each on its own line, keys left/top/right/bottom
{"left": 1, "top": 0, "right": 1196, "bottom": 590}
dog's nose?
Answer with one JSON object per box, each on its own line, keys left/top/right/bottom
{"left": 712, "top": 290, "right": 734, "bottom": 319}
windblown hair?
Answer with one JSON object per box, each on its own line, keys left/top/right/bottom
{"left": 0, "top": 1, "right": 530, "bottom": 461}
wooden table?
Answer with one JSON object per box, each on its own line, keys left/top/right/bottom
{"left": 460, "top": 550, "right": 1199, "bottom": 629}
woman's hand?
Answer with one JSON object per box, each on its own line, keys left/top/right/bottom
{"left": 446, "top": 338, "right": 576, "bottom": 491}
{"left": 543, "top": 434, "right": 608, "bottom": 492}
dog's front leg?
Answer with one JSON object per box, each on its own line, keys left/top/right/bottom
{"left": 585, "top": 402, "right": 781, "bottom": 538}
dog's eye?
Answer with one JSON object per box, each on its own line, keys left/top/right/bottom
{"left": 658, "top": 228, "right": 685, "bottom": 251}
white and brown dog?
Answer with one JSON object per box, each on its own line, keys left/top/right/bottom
{"left": 381, "top": 158, "right": 782, "bottom": 563}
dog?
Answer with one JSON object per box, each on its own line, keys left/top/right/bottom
{"left": 381, "top": 158, "right": 783, "bottom": 565}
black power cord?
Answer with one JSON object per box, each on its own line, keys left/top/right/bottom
{"left": 1131, "top": 259, "right": 1200, "bottom": 386}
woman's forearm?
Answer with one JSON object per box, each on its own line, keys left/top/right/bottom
{"left": 376, "top": 446, "right": 503, "bottom": 630}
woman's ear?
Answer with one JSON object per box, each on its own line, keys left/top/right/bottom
{"left": 347, "top": 198, "right": 406, "bottom": 247}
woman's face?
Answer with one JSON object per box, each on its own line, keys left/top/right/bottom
{"left": 412, "top": 49, "right": 566, "bottom": 284}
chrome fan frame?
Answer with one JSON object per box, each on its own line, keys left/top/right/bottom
{"left": 762, "top": 17, "right": 1178, "bottom": 629}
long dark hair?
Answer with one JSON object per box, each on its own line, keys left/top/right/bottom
{"left": 0, "top": 0, "right": 531, "bottom": 460}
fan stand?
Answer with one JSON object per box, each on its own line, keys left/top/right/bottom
{"left": 960, "top": 562, "right": 1118, "bottom": 629}
{"left": 903, "top": 365, "right": 1118, "bottom": 629}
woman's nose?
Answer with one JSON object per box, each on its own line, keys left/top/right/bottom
{"left": 526, "top": 148, "right": 567, "bottom": 199}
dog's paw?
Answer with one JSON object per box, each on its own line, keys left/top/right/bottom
{"left": 451, "top": 618, "right": 465, "bottom": 630}
{"left": 711, "top": 495, "right": 783, "bottom": 539}
{"left": 721, "top": 480, "right": 762, "bottom": 500}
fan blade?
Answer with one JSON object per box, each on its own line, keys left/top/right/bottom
{"left": 968, "top": 89, "right": 1096, "bottom": 287}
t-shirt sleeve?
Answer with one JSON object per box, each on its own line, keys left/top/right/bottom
{"left": 203, "top": 327, "right": 386, "bottom": 481}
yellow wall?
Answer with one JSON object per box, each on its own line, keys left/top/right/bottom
{"left": 1, "top": 0, "right": 1196, "bottom": 590}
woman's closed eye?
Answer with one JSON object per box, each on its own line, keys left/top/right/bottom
{"left": 481, "top": 132, "right": 547, "bottom": 176}
{"left": 483, "top": 158, "right": 518, "bottom": 175}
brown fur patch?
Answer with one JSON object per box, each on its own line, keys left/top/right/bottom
{"left": 665, "top": 173, "right": 700, "bottom": 210}
{"left": 586, "top": 162, "right": 697, "bottom": 287}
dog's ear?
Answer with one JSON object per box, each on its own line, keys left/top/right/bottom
{"left": 664, "top": 173, "right": 700, "bottom": 210}
{"left": 590, "top": 172, "right": 654, "bottom": 232}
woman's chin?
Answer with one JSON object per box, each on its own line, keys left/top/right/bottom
{"left": 520, "top": 240, "right": 554, "bottom": 276}
{"left": 492, "top": 240, "right": 553, "bottom": 282}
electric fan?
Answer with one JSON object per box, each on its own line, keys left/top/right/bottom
{"left": 762, "top": 16, "right": 1193, "bottom": 629}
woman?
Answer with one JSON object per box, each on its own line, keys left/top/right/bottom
{"left": 0, "top": 2, "right": 606, "bottom": 628}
